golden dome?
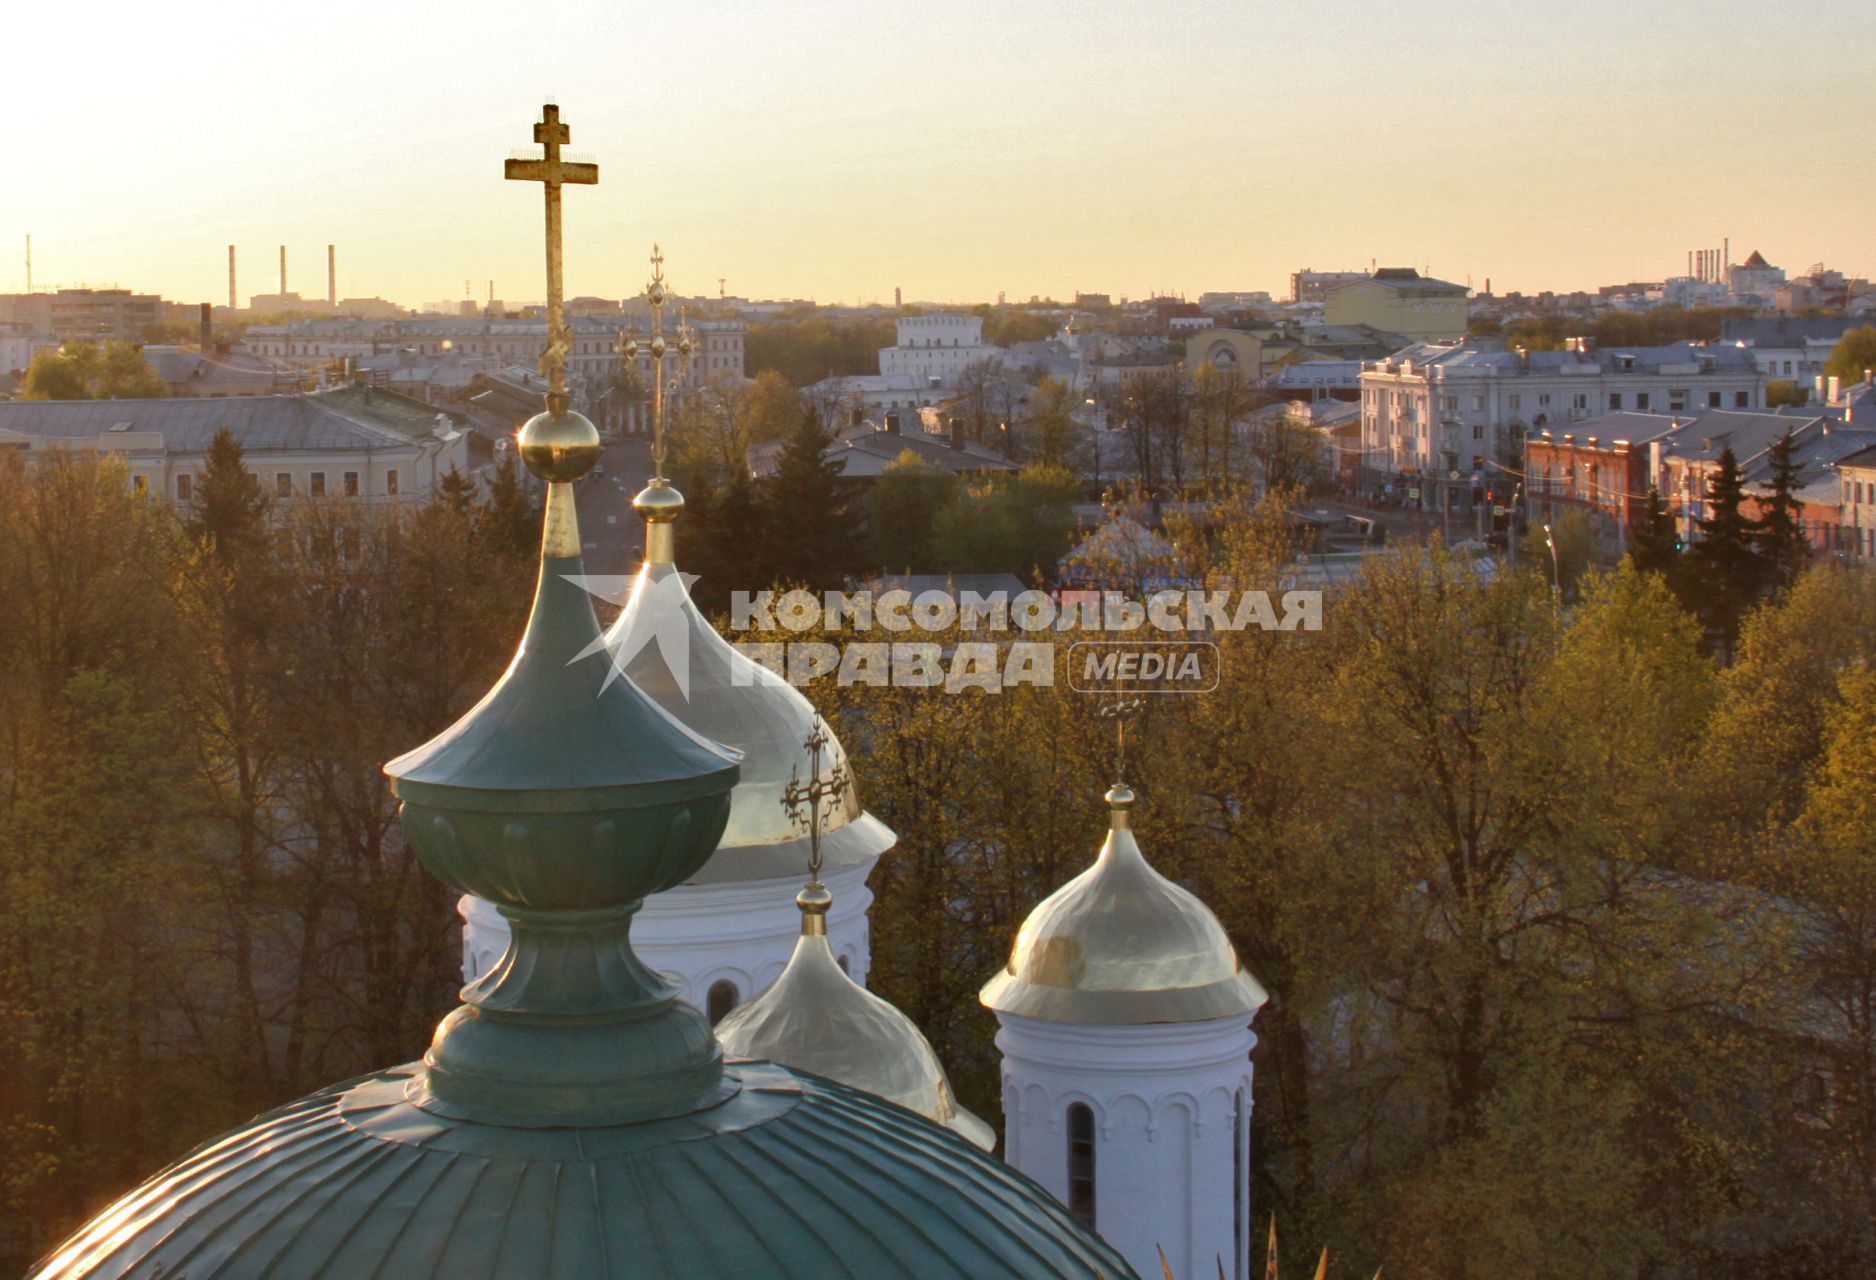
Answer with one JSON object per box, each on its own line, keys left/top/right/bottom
{"left": 980, "top": 785, "right": 1266, "bottom": 1026}
{"left": 602, "top": 561, "right": 895, "bottom": 886}
{"left": 718, "top": 897, "right": 995, "bottom": 1150}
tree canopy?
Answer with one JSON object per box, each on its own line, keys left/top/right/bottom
{"left": 21, "top": 340, "right": 166, "bottom": 400}
{"left": 1825, "top": 324, "right": 1876, "bottom": 384}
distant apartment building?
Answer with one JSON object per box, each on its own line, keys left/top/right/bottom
{"left": 1838, "top": 442, "right": 1876, "bottom": 560}
{"left": 0, "top": 288, "right": 164, "bottom": 342}
{"left": 0, "top": 386, "right": 471, "bottom": 503}
{"left": 0, "top": 324, "right": 51, "bottom": 377}
{"left": 1322, "top": 269, "right": 1468, "bottom": 343}
{"left": 1359, "top": 339, "right": 1766, "bottom": 507}
{"left": 1289, "top": 269, "right": 1368, "bottom": 304}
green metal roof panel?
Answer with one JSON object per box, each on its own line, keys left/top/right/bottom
{"left": 30, "top": 1062, "right": 1137, "bottom": 1280}
{"left": 386, "top": 554, "right": 739, "bottom": 807}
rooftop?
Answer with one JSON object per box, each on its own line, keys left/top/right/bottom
{"left": 0, "top": 385, "right": 461, "bottom": 455}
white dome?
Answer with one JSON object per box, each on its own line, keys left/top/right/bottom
{"left": 603, "top": 560, "right": 894, "bottom": 885}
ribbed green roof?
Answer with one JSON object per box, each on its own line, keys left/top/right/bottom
{"left": 30, "top": 1061, "right": 1135, "bottom": 1279}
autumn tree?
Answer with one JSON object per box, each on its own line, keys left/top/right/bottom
{"left": 930, "top": 465, "right": 1080, "bottom": 579}
{"left": 1824, "top": 324, "right": 1876, "bottom": 385}
{"left": 1013, "top": 376, "right": 1087, "bottom": 471}
{"left": 1787, "top": 669, "right": 1876, "bottom": 1255}
{"left": 866, "top": 452, "right": 960, "bottom": 574}
{"left": 21, "top": 340, "right": 166, "bottom": 400}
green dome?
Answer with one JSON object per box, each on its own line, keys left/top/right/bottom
{"left": 30, "top": 1061, "right": 1133, "bottom": 1279}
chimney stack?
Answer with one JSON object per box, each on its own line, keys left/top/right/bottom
{"left": 328, "top": 244, "right": 336, "bottom": 306}
{"left": 884, "top": 412, "right": 901, "bottom": 435}
{"left": 199, "top": 302, "right": 211, "bottom": 352}
{"left": 279, "top": 245, "right": 287, "bottom": 296}
{"left": 228, "top": 245, "right": 237, "bottom": 311}
{"left": 948, "top": 417, "right": 965, "bottom": 450}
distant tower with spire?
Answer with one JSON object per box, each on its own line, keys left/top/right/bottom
{"left": 982, "top": 705, "right": 1266, "bottom": 1280}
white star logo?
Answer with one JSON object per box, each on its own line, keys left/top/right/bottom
{"left": 563, "top": 569, "right": 701, "bottom": 700}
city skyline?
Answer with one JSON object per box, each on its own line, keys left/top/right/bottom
{"left": 4, "top": 0, "right": 1872, "bottom": 309}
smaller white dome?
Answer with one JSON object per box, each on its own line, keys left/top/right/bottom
{"left": 718, "top": 904, "right": 995, "bottom": 1151}
{"left": 981, "top": 785, "right": 1267, "bottom": 1026}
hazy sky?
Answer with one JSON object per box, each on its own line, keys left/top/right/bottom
{"left": 4, "top": 0, "right": 1870, "bottom": 309}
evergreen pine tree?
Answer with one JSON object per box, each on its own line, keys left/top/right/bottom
{"left": 434, "top": 464, "right": 479, "bottom": 518}
{"left": 1686, "top": 445, "right": 1764, "bottom": 657}
{"left": 186, "top": 427, "right": 270, "bottom": 559}
{"left": 684, "top": 470, "right": 771, "bottom": 613}
{"left": 761, "top": 408, "right": 863, "bottom": 590}
{"left": 1627, "top": 487, "right": 1680, "bottom": 578}
{"left": 476, "top": 450, "right": 537, "bottom": 558}
{"left": 1756, "top": 429, "right": 1809, "bottom": 591}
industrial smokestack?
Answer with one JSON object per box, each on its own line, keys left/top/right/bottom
{"left": 327, "top": 244, "right": 336, "bottom": 306}
{"left": 1687, "top": 250, "right": 1693, "bottom": 280}
{"left": 279, "top": 244, "right": 287, "bottom": 296}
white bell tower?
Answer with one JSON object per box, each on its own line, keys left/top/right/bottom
{"left": 982, "top": 783, "right": 1265, "bottom": 1280}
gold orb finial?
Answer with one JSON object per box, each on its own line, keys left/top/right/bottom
{"left": 1105, "top": 782, "right": 1135, "bottom": 811}
{"left": 632, "top": 477, "right": 685, "bottom": 523}
{"left": 518, "top": 407, "right": 601, "bottom": 481}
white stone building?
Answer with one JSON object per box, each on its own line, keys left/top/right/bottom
{"left": 1358, "top": 339, "right": 1765, "bottom": 503}
{"left": 0, "top": 385, "right": 471, "bottom": 504}
{"left": 982, "top": 783, "right": 1266, "bottom": 1280}
{"left": 879, "top": 312, "right": 1003, "bottom": 382}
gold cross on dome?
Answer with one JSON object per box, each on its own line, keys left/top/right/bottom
{"left": 1100, "top": 697, "right": 1145, "bottom": 784}
{"left": 504, "top": 103, "right": 598, "bottom": 409}
{"left": 780, "top": 723, "right": 850, "bottom": 888}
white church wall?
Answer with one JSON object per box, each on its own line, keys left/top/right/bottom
{"left": 994, "top": 1012, "right": 1257, "bottom": 1280}
{"left": 459, "top": 855, "right": 876, "bottom": 1016}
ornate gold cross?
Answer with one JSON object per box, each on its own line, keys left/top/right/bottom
{"left": 622, "top": 244, "right": 696, "bottom": 479}
{"left": 780, "top": 723, "right": 850, "bottom": 888}
{"left": 1100, "top": 697, "right": 1145, "bottom": 784}
{"left": 504, "top": 103, "right": 598, "bottom": 411}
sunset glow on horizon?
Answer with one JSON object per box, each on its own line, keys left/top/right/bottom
{"left": 4, "top": 0, "right": 1871, "bottom": 308}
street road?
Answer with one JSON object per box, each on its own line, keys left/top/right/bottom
{"left": 575, "top": 437, "right": 654, "bottom": 583}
